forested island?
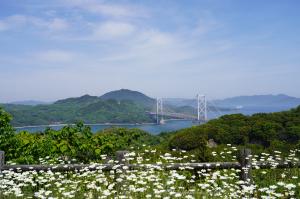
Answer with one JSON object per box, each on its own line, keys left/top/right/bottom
{"left": 1, "top": 89, "right": 156, "bottom": 126}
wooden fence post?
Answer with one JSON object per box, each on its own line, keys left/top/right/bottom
{"left": 238, "top": 148, "right": 252, "bottom": 184}
{"left": 0, "top": 151, "right": 4, "bottom": 172}
{"left": 116, "top": 151, "right": 129, "bottom": 164}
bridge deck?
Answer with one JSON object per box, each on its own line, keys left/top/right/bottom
{"left": 148, "top": 112, "right": 199, "bottom": 120}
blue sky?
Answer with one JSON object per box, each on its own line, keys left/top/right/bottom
{"left": 0, "top": 0, "right": 300, "bottom": 102}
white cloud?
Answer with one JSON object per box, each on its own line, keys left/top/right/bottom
{"left": 193, "top": 16, "right": 220, "bottom": 35}
{"left": 0, "top": 15, "right": 27, "bottom": 31}
{"left": 48, "top": 18, "right": 69, "bottom": 31}
{"left": 34, "top": 50, "right": 74, "bottom": 62}
{"left": 0, "top": 15, "right": 69, "bottom": 32}
{"left": 85, "top": 3, "right": 135, "bottom": 17}
{"left": 94, "top": 30, "right": 197, "bottom": 69}
{"left": 0, "top": 21, "right": 8, "bottom": 31}
{"left": 195, "top": 21, "right": 216, "bottom": 34}
{"left": 91, "top": 21, "right": 136, "bottom": 40}
{"left": 62, "top": 0, "right": 147, "bottom": 18}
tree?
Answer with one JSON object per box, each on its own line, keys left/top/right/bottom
{"left": 0, "top": 107, "right": 15, "bottom": 152}
{"left": 285, "top": 125, "right": 300, "bottom": 143}
{"left": 168, "top": 127, "right": 207, "bottom": 151}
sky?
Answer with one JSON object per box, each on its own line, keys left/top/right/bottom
{"left": 0, "top": 0, "right": 300, "bottom": 102}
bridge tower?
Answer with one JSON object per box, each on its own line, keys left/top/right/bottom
{"left": 156, "top": 98, "right": 164, "bottom": 124}
{"left": 197, "top": 94, "right": 207, "bottom": 123}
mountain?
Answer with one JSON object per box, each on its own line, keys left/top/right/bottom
{"left": 100, "top": 89, "right": 155, "bottom": 108}
{"left": 0, "top": 90, "right": 157, "bottom": 126}
{"left": 54, "top": 95, "right": 99, "bottom": 106}
{"left": 10, "top": 100, "right": 52, "bottom": 106}
{"left": 3, "top": 90, "right": 299, "bottom": 126}
{"left": 165, "top": 94, "right": 300, "bottom": 109}
{"left": 1, "top": 98, "right": 153, "bottom": 127}
{"left": 213, "top": 94, "right": 300, "bottom": 108}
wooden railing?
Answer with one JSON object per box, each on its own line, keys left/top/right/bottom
{"left": 1, "top": 149, "right": 299, "bottom": 184}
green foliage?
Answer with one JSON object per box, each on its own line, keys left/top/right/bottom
{"left": 1, "top": 119, "right": 160, "bottom": 164}
{"left": 99, "top": 89, "right": 155, "bottom": 108}
{"left": 169, "top": 127, "right": 207, "bottom": 151}
{"left": 1, "top": 105, "right": 300, "bottom": 164}
{"left": 167, "top": 106, "right": 300, "bottom": 149}
{"left": 168, "top": 127, "right": 210, "bottom": 161}
{"left": 93, "top": 127, "right": 160, "bottom": 155}
{"left": 2, "top": 96, "right": 154, "bottom": 126}
{"left": 0, "top": 107, "right": 15, "bottom": 156}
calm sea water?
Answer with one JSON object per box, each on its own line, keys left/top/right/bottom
{"left": 15, "top": 120, "right": 195, "bottom": 135}
{"left": 15, "top": 106, "right": 294, "bottom": 134}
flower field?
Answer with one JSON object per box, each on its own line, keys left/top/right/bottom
{"left": 0, "top": 146, "right": 299, "bottom": 199}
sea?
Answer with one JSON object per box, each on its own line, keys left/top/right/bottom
{"left": 15, "top": 105, "right": 295, "bottom": 135}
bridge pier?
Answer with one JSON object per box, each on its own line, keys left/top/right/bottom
{"left": 156, "top": 98, "right": 164, "bottom": 124}
{"left": 197, "top": 94, "right": 207, "bottom": 122}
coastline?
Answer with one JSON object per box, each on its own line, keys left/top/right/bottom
{"left": 14, "top": 119, "right": 192, "bottom": 129}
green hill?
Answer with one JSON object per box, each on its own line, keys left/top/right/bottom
{"left": 168, "top": 105, "right": 300, "bottom": 151}
{"left": 1, "top": 90, "right": 157, "bottom": 126}
{"left": 54, "top": 94, "right": 99, "bottom": 106}
{"left": 100, "top": 89, "right": 155, "bottom": 108}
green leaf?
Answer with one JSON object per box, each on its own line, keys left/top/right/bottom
{"left": 60, "top": 144, "right": 68, "bottom": 153}
{"left": 95, "top": 148, "right": 101, "bottom": 155}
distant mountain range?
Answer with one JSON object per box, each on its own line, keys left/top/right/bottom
{"left": 165, "top": 94, "right": 300, "bottom": 109}
{"left": 1, "top": 90, "right": 299, "bottom": 126}
{"left": 10, "top": 100, "right": 52, "bottom": 106}
{"left": 213, "top": 94, "right": 300, "bottom": 108}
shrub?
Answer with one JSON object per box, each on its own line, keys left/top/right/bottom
{"left": 168, "top": 127, "right": 207, "bottom": 151}
{"left": 0, "top": 107, "right": 15, "bottom": 158}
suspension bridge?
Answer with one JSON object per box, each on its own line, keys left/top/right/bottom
{"left": 149, "top": 94, "right": 221, "bottom": 124}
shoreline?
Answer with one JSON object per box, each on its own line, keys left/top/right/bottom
{"left": 14, "top": 119, "right": 192, "bottom": 129}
